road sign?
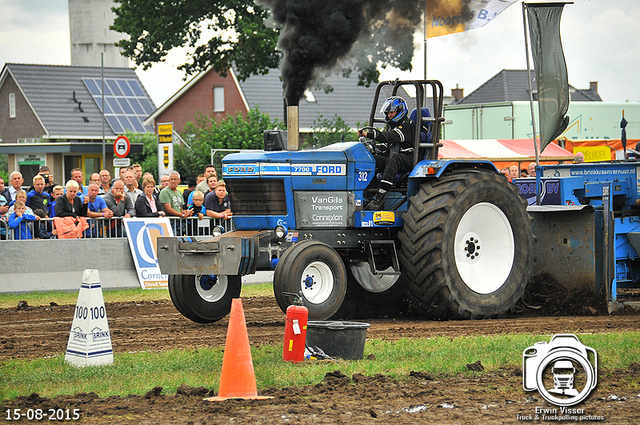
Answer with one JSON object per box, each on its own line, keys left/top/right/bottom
{"left": 158, "top": 123, "right": 173, "bottom": 143}
{"left": 113, "top": 158, "right": 131, "bottom": 167}
{"left": 114, "top": 135, "right": 131, "bottom": 158}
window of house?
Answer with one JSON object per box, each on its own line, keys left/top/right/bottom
{"left": 213, "top": 87, "right": 225, "bottom": 112}
{"left": 9, "top": 93, "right": 16, "bottom": 118}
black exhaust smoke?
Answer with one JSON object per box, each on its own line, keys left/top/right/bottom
{"left": 259, "top": 1, "right": 472, "bottom": 106}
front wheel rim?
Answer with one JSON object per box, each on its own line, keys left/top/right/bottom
{"left": 454, "top": 202, "right": 515, "bottom": 294}
{"left": 195, "top": 275, "right": 228, "bottom": 303}
{"left": 300, "top": 261, "right": 334, "bottom": 304}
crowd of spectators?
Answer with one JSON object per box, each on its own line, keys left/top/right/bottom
{"left": 0, "top": 163, "right": 231, "bottom": 240}
{"left": 500, "top": 162, "right": 538, "bottom": 182}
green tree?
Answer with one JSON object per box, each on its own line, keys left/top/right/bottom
{"left": 174, "top": 108, "right": 282, "bottom": 180}
{"left": 126, "top": 132, "right": 158, "bottom": 179}
{"left": 111, "top": 0, "right": 280, "bottom": 81}
{"left": 306, "top": 115, "right": 357, "bottom": 149}
{"left": 111, "top": 1, "right": 419, "bottom": 88}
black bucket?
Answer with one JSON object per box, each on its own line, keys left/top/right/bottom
{"left": 305, "top": 321, "right": 370, "bottom": 360}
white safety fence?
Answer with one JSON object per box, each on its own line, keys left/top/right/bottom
{"left": 0, "top": 216, "right": 233, "bottom": 240}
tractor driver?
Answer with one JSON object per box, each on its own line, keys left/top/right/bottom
{"left": 358, "top": 96, "right": 416, "bottom": 210}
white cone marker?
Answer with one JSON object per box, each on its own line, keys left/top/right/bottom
{"left": 64, "top": 269, "right": 114, "bottom": 367}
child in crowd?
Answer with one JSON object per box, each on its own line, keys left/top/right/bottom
{"left": 8, "top": 200, "right": 36, "bottom": 239}
{"left": 33, "top": 209, "right": 57, "bottom": 239}
{"left": 8, "top": 191, "right": 35, "bottom": 216}
{"left": 187, "top": 191, "right": 207, "bottom": 235}
{"left": 49, "top": 185, "right": 64, "bottom": 218}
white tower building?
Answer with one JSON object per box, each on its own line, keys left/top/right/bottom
{"left": 69, "top": 0, "right": 129, "bottom": 67}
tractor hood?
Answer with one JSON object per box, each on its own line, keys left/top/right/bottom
{"left": 222, "top": 141, "right": 375, "bottom": 192}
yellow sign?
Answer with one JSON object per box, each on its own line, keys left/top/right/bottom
{"left": 163, "top": 146, "right": 170, "bottom": 168}
{"left": 373, "top": 211, "right": 395, "bottom": 225}
{"left": 573, "top": 146, "right": 611, "bottom": 163}
{"left": 158, "top": 123, "right": 173, "bottom": 136}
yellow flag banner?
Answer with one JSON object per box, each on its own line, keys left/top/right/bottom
{"left": 426, "top": 0, "right": 518, "bottom": 38}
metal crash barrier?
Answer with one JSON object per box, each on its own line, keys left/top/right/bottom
{"left": 0, "top": 216, "right": 233, "bottom": 240}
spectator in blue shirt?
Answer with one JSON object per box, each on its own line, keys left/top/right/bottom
{"left": 49, "top": 185, "right": 64, "bottom": 218}
{"left": 26, "top": 175, "right": 51, "bottom": 216}
{"left": 8, "top": 200, "right": 36, "bottom": 239}
{"left": 85, "top": 183, "right": 113, "bottom": 237}
{"left": 69, "top": 168, "right": 89, "bottom": 201}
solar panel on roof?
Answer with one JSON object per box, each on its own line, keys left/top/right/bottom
{"left": 82, "top": 77, "right": 155, "bottom": 135}
{"left": 117, "top": 80, "right": 133, "bottom": 96}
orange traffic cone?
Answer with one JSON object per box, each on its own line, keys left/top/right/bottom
{"left": 205, "top": 298, "right": 273, "bottom": 401}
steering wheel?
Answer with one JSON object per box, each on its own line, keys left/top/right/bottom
{"left": 359, "top": 126, "right": 379, "bottom": 154}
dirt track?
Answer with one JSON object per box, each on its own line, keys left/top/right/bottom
{"left": 2, "top": 297, "right": 640, "bottom": 361}
{"left": 1, "top": 297, "right": 640, "bottom": 424}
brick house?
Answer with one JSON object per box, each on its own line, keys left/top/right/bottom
{"left": 0, "top": 63, "right": 154, "bottom": 185}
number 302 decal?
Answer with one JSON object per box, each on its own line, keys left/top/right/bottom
{"left": 357, "top": 171, "right": 369, "bottom": 182}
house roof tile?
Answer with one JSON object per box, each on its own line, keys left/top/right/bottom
{"left": 1, "top": 63, "right": 155, "bottom": 139}
{"left": 455, "top": 69, "right": 602, "bottom": 105}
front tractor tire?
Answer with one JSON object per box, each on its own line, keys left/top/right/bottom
{"left": 399, "top": 170, "right": 534, "bottom": 319}
{"left": 168, "top": 274, "right": 242, "bottom": 323}
{"left": 273, "top": 240, "right": 347, "bottom": 320}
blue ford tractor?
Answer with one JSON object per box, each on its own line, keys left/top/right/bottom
{"left": 157, "top": 80, "right": 534, "bottom": 322}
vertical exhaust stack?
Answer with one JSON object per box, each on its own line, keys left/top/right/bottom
{"left": 287, "top": 102, "right": 299, "bottom": 151}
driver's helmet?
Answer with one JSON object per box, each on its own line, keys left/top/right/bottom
{"left": 380, "top": 96, "right": 408, "bottom": 124}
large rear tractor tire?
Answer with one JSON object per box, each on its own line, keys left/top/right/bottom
{"left": 399, "top": 170, "right": 533, "bottom": 319}
{"left": 168, "top": 274, "right": 242, "bottom": 323}
{"left": 273, "top": 240, "right": 347, "bottom": 320}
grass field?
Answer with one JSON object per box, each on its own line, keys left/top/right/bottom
{"left": 0, "top": 284, "right": 273, "bottom": 309}
{"left": 2, "top": 332, "right": 639, "bottom": 400}
{"left": 1, "top": 288, "right": 639, "bottom": 401}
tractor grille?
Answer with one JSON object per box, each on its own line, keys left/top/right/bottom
{"left": 227, "top": 179, "right": 287, "bottom": 216}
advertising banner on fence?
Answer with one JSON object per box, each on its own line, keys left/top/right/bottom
{"left": 123, "top": 217, "right": 174, "bottom": 289}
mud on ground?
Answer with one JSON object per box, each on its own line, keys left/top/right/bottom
{"left": 1, "top": 289, "right": 639, "bottom": 423}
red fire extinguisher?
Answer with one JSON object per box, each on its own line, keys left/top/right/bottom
{"left": 282, "top": 292, "right": 308, "bottom": 363}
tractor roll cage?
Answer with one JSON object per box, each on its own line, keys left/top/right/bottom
{"left": 368, "top": 80, "right": 445, "bottom": 166}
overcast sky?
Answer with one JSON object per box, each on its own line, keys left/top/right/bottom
{"left": 1, "top": 0, "right": 639, "bottom": 107}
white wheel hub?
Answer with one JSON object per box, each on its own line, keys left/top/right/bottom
{"left": 454, "top": 202, "right": 515, "bottom": 294}
{"left": 300, "top": 261, "right": 334, "bottom": 304}
{"left": 195, "top": 275, "right": 228, "bottom": 303}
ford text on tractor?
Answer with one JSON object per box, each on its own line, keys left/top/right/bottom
{"left": 157, "top": 80, "right": 534, "bottom": 323}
